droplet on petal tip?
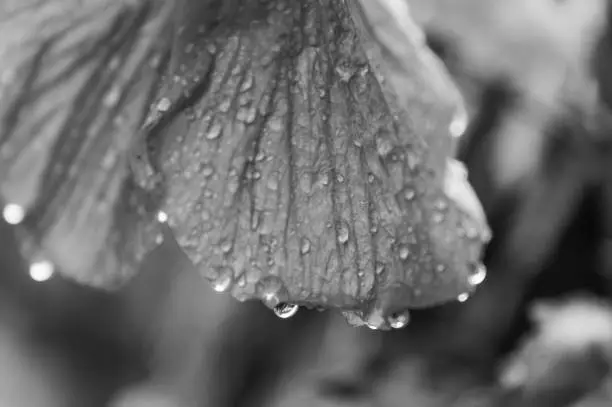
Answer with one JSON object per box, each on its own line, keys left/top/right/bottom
{"left": 210, "top": 267, "right": 234, "bottom": 293}
{"left": 388, "top": 310, "right": 411, "bottom": 329}
{"left": 273, "top": 303, "right": 299, "bottom": 319}
{"left": 457, "top": 292, "right": 470, "bottom": 303}
{"left": 449, "top": 107, "right": 469, "bottom": 138}
{"left": 29, "top": 260, "right": 55, "bottom": 282}
{"left": 2, "top": 203, "right": 25, "bottom": 225}
{"left": 468, "top": 263, "right": 487, "bottom": 286}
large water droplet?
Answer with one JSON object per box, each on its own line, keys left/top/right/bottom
{"left": 211, "top": 267, "right": 234, "bottom": 292}
{"left": 29, "top": 259, "right": 55, "bottom": 282}
{"left": 2, "top": 203, "right": 25, "bottom": 225}
{"left": 388, "top": 310, "right": 410, "bottom": 329}
{"left": 468, "top": 262, "right": 487, "bottom": 286}
{"left": 273, "top": 303, "right": 299, "bottom": 319}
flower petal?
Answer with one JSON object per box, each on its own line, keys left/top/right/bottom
{"left": 0, "top": 0, "right": 173, "bottom": 287}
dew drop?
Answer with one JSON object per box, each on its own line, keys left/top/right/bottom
{"left": 300, "top": 237, "right": 311, "bottom": 254}
{"left": 388, "top": 310, "right": 410, "bottom": 329}
{"left": 468, "top": 262, "right": 487, "bottom": 286}
{"left": 155, "top": 233, "right": 164, "bottom": 245}
{"left": 337, "top": 222, "right": 350, "bottom": 244}
{"left": 103, "top": 86, "right": 121, "bottom": 107}
{"left": 432, "top": 212, "right": 445, "bottom": 224}
{"left": 156, "top": 211, "right": 168, "bottom": 223}
{"left": 156, "top": 97, "right": 171, "bottom": 112}
{"left": 29, "top": 260, "right": 55, "bottom": 282}
{"left": 220, "top": 239, "right": 233, "bottom": 253}
{"left": 434, "top": 198, "right": 448, "bottom": 211}
{"left": 457, "top": 292, "right": 470, "bottom": 303}
{"left": 206, "top": 123, "right": 222, "bottom": 140}
{"left": 200, "top": 163, "right": 214, "bottom": 177}
{"left": 240, "top": 73, "right": 254, "bottom": 92}
{"left": 2, "top": 203, "right": 25, "bottom": 225}
{"left": 273, "top": 303, "right": 299, "bottom": 319}
{"left": 399, "top": 245, "right": 410, "bottom": 260}
{"left": 211, "top": 267, "right": 234, "bottom": 292}
{"left": 403, "top": 188, "right": 415, "bottom": 200}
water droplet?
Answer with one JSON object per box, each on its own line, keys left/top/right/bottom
{"left": 211, "top": 267, "right": 234, "bottom": 292}
{"left": 206, "top": 123, "right": 222, "bottom": 140}
{"left": 450, "top": 108, "right": 468, "bottom": 138}
{"left": 457, "top": 292, "right": 470, "bottom": 303}
{"left": 103, "top": 86, "right": 120, "bottom": 107}
{"left": 273, "top": 303, "right": 299, "bottom": 319}
{"left": 220, "top": 239, "right": 233, "bottom": 253}
{"left": 432, "top": 212, "right": 444, "bottom": 223}
{"left": 240, "top": 73, "right": 254, "bottom": 92}
{"left": 337, "top": 222, "right": 350, "bottom": 244}
{"left": 388, "top": 310, "right": 410, "bottom": 329}
{"left": 29, "top": 260, "right": 55, "bottom": 282}
{"left": 155, "top": 233, "right": 164, "bottom": 245}
{"left": 336, "top": 173, "right": 345, "bottom": 183}
{"left": 468, "top": 263, "right": 487, "bottom": 286}
{"left": 300, "top": 237, "right": 311, "bottom": 254}
{"left": 403, "top": 188, "right": 415, "bottom": 200}
{"left": 2, "top": 203, "right": 25, "bottom": 225}
{"left": 257, "top": 276, "right": 288, "bottom": 309}
{"left": 156, "top": 211, "right": 168, "bottom": 223}
{"left": 200, "top": 163, "right": 214, "bottom": 177}
{"left": 156, "top": 97, "right": 171, "bottom": 112}
{"left": 399, "top": 245, "right": 410, "bottom": 260}
{"left": 434, "top": 198, "right": 448, "bottom": 211}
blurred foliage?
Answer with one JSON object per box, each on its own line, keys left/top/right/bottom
{"left": 1, "top": 0, "right": 612, "bottom": 406}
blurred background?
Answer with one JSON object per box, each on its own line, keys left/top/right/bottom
{"left": 2, "top": 0, "right": 612, "bottom": 406}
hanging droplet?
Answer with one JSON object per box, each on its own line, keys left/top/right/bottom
{"left": 273, "top": 303, "right": 299, "bottom": 319}
{"left": 457, "top": 292, "right": 470, "bottom": 303}
{"left": 2, "top": 203, "right": 25, "bottom": 225}
{"left": 468, "top": 262, "right": 487, "bottom": 286}
{"left": 29, "top": 260, "right": 55, "bottom": 282}
{"left": 211, "top": 267, "right": 234, "bottom": 292}
{"left": 449, "top": 108, "right": 468, "bottom": 138}
{"left": 156, "top": 211, "right": 168, "bottom": 223}
{"left": 388, "top": 310, "right": 410, "bottom": 329}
